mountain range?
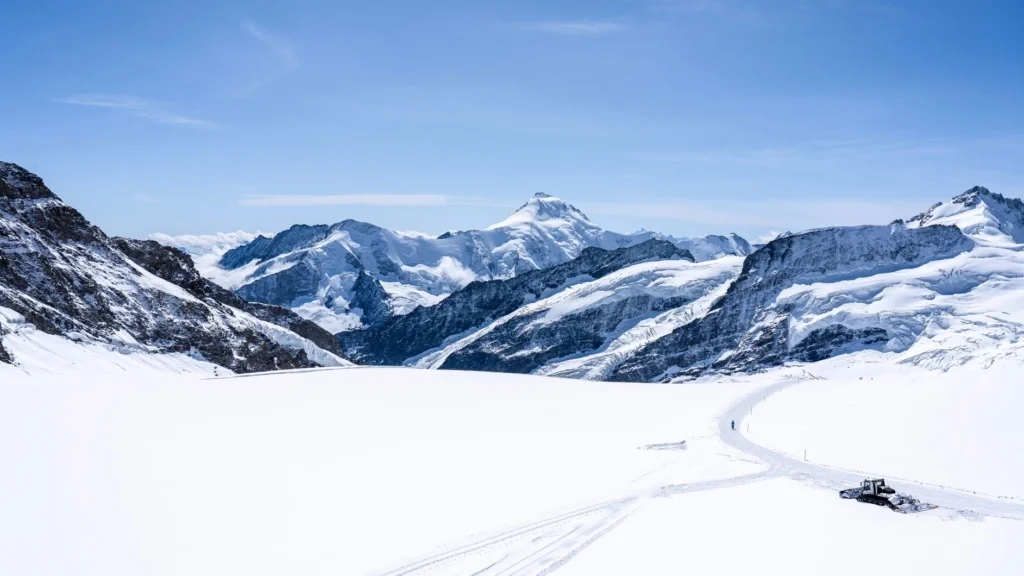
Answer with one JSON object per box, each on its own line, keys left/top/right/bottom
{"left": 187, "top": 192, "right": 752, "bottom": 333}
{"left": 4, "top": 160, "right": 1024, "bottom": 381}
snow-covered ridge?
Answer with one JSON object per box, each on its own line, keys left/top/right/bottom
{"left": 908, "top": 186, "right": 1024, "bottom": 244}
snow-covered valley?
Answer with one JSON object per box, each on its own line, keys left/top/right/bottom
{"left": 2, "top": 360, "right": 1022, "bottom": 575}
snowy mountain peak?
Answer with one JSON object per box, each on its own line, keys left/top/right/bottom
{"left": 953, "top": 185, "right": 993, "bottom": 204}
{"left": 490, "top": 193, "right": 592, "bottom": 230}
{"left": 909, "top": 186, "right": 1024, "bottom": 244}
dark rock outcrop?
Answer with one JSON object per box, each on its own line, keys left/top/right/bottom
{"left": 112, "top": 237, "right": 343, "bottom": 356}
{"left": 349, "top": 269, "right": 393, "bottom": 326}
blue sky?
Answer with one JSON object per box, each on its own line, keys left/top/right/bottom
{"left": 2, "top": 0, "right": 1023, "bottom": 242}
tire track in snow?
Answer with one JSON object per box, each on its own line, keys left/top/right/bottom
{"left": 722, "top": 379, "right": 1024, "bottom": 521}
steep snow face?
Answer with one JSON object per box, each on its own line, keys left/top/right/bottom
{"left": 0, "top": 162, "right": 347, "bottom": 373}
{"left": 612, "top": 222, "right": 974, "bottom": 381}
{"left": 418, "top": 256, "right": 743, "bottom": 377}
{"left": 908, "top": 186, "right": 1024, "bottom": 245}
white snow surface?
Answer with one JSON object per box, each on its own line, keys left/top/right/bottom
{"left": 746, "top": 359, "right": 1024, "bottom": 500}
{"left": 909, "top": 189, "right": 1024, "bottom": 245}
{"left": 2, "top": 359, "right": 1022, "bottom": 575}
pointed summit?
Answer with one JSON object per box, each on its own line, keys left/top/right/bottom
{"left": 489, "top": 193, "right": 592, "bottom": 230}
{"left": 909, "top": 186, "right": 1024, "bottom": 244}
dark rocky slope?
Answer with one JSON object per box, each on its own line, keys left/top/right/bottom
{"left": 0, "top": 161, "right": 344, "bottom": 372}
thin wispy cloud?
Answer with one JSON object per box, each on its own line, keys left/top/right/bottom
{"left": 521, "top": 20, "right": 626, "bottom": 36}
{"left": 57, "top": 94, "right": 214, "bottom": 128}
{"left": 239, "top": 194, "right": 451, "bottom": 207}
{"left": 241, "top": 19, "right": 298, "bottom": 93}
{"left": 133, "top": 193, "right": 159, "bottom": 203}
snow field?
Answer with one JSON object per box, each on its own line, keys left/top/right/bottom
{"left": 558, "top": 477, "right": 1024, "bottom": 576}
{"left": 0, "top": 368, "right": 757, "bottom": 576}
{"left": 745, "top": 361, "right": 1024, "bottom": 500}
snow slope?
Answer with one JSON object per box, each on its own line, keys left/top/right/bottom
{"left": 908, "top": 186, "right": 1024, "bottom": 245}
{"left": 746, "top": 358, "right": 1024, "bottom": 500}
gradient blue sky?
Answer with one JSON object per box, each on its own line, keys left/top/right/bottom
{"left": 2, "top": 0, "right": 1023, "bottom": 241}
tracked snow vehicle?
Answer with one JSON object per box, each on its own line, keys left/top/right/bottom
{"left": 839, "top": 478, "right": 936, "bottom": 513}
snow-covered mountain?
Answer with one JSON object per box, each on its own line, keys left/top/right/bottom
{"left": 199, "top": 193, "right": 751, "bottom": 332}
{"left": 0, "top": 162, "right": 348, "bottom": 373}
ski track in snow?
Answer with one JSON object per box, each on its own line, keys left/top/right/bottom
{"left": 370, "top": 377, "right": 1024, "bottom": 576}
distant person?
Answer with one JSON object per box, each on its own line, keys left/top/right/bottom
{"left": 731, "top": 420, "right": 735, "bottom": 431}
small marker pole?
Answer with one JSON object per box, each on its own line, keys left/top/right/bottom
{"left": 804, "top": 449, "right": 807, "bottom": 461}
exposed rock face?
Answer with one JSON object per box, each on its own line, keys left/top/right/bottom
{"left": 349, "top": 270, "right": 393, "bottom": 326}
{"left": 610, "top": 223, "right": 974, "bottom": 381}
{"left": 0, "top": 333, "right": 10, "bottom": 364}
{"left": 339, "top": 239, "right": 693, "bottom": 365}
{"left": 111, "top": 237, "right": 344, "bottom": 356}
{"left": 0, "top": 162, "right": 345, "bottom": 371}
